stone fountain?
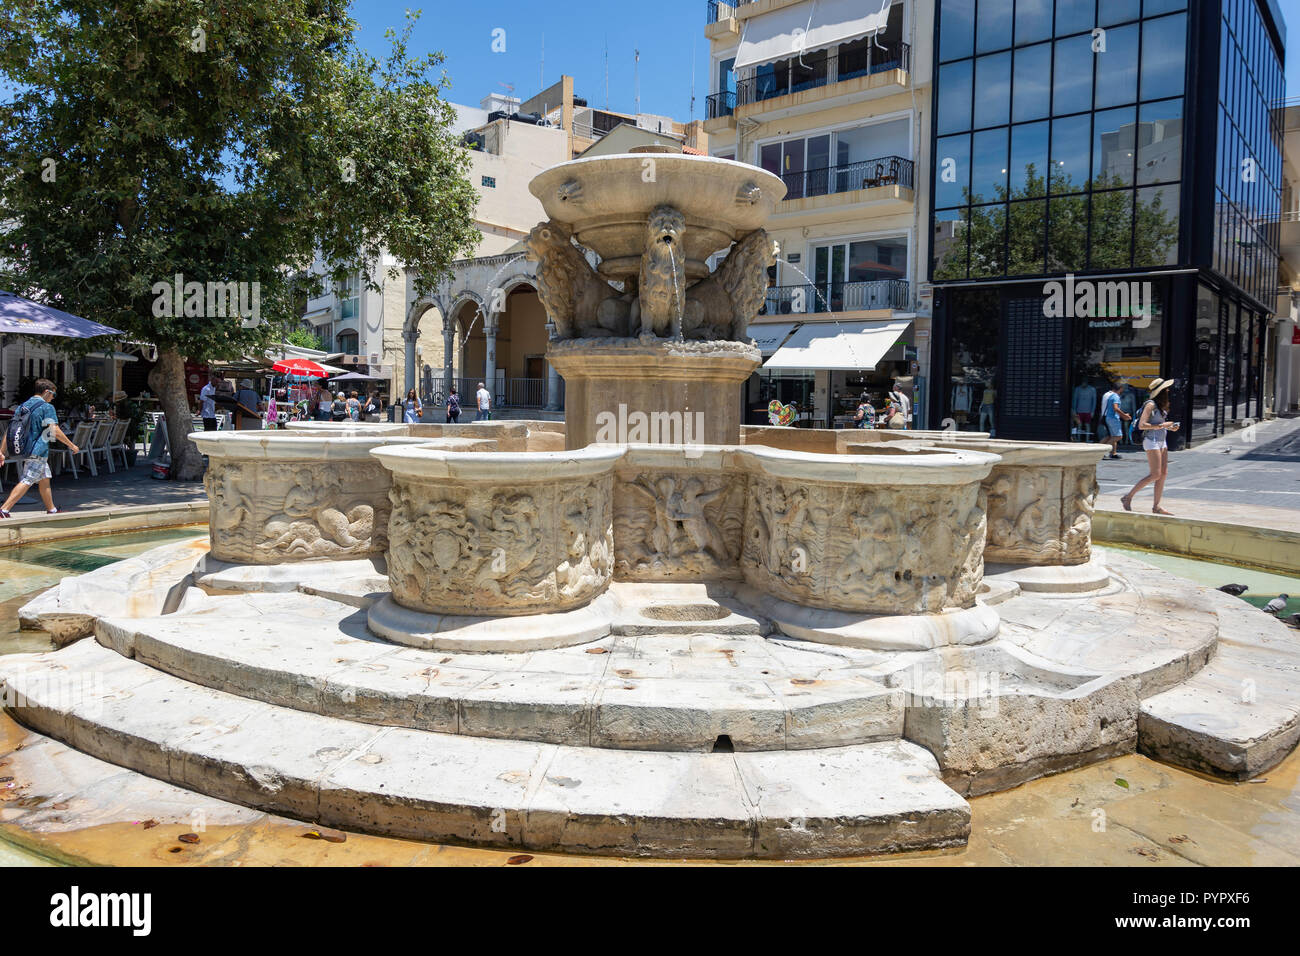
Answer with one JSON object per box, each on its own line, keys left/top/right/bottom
{"left": 4, "top": 152, "right": 1299, "bottom": 861}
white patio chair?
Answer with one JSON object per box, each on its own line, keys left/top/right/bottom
{"left": 108, "top": 419, "right": 132, "bottom": 469}
{"left": 48, "top": 421, "right": 97, "bottom": 478}
{"left": 87, "top": 420, "right": 116, "bottom": 474}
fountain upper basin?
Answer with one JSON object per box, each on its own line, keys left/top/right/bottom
{"left": 529, "top": 153, "right": 786, "bottom": 280}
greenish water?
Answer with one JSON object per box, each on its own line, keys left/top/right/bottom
{"left": 1104, "top": 545, "right": 1300, "bottom": 616}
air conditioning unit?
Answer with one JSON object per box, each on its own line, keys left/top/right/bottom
{"left": 369, "top": 352, "right": 380, "bottom": 364}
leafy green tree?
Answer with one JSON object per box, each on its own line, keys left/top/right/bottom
{"left": 0, "top": 1, "right": 479, "bottom": 478}
{"left": 285, "top": 327, "right": 324, "bottom": 352}
{"left": 934, "top": 166, "right": 1178, "bottom": 281}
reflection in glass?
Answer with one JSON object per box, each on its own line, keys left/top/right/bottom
{"left": 968, "top": 203, "right": 1008, "bottom": 277}
{"left": 1090, "top": 189, "right": 1134, "bottom": 270}
{"left": 939, "top": 0, "right": 976, "bottom": 61}
{"left": 1132, "top": 185, "right": 1179, "bottom": 266}
{"left": 1007, "top": 200, "right": 1047, "bottom": 275}
{"left": 971, "top": 128, "right": 1009, "bottom": 204}
{"left": 974, "top": 53, "right": 1012, "bottom": 129}
{"left": 1014, "top": 0, "right": 1053, "bottom": 46}
{"left": 938, "top": 61, "right": 974, "bottom": 134}
{"left": 1055, "top": 0, "right": 1095, "bottom": 37}
{"left": 1140, "top": 14, "right": 1187, "bottom": 101}
{"left": 1010, "top": 121, "right": 1049, "bottom": 197}
{"left": 1053, "top": 35, "right": 1094, "bottom": 115}
{"left": 1050, "top": 114, "right": 1090, "bottom": 195}
{"left": 948, "top": 289, "right": 1001, "bottom": 434}
{"left": 1047, "top": 195, "right": 1087, "bottom": 272}
{"left": 1093, "top": 24, "right": 1138, "bottom": 109}
{"left": 935, "top": 134, "right": 971, "bottom": 208}
{"left": 1193, "top": 284, "right": 1219, "bottom": 440}
{"left": 932, "top": 208, "right": 970, "bottom": 280}
{"left": 1092, "top": 107, "right": 1136, "bottom": 188}
{"left": 1012, "top": 43, "right": 1052, "bottom": 123}
{"left": 1098, "top": 0, "right": 1140, "bottom": 26}
{"left": 976, "top": 0, "right": 1013, "bottom": 55}
{"left": 1136, "top": 98, "right": 1183, "bottom": 184}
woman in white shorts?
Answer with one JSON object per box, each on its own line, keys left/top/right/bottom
{"left": 1120, "top": 378, "right": 1179, "bottom": 515}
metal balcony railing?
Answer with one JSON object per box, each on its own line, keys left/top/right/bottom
{"left": 734, "top": 41, "right": 910, "bottom": 108}
{"left": 761, "top": 279, "right": 911, "bottom": 316}
{"left": 778, "top": 156, "right": 914, "bottom": 200}
{"left": 706, "top": 91, "right": 736, "bottom": 119}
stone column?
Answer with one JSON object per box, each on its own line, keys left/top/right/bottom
{"left": 485, "top": 321, "right": 497, "bottom": 398}
{"left": 443, "top": 324, "right": 456, "bottom": 399}
{"left": 544, "top": 321, "right": 562, "bottom": 411}
{"left": 403, "top": 327, "right": 418, "bottom": 394}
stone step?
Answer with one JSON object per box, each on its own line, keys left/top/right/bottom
{"left": 0, "top": 641, "right": 970, "bottom": 858}
{"left": 92, "top": 590, "right": 905, "bottom": 753}
{"left": 1138, "top": 601, "right": 1300, "bottom": 779}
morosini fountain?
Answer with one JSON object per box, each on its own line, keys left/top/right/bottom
{"left": 4, "top": 151, "right": 1299, "bottom": 859}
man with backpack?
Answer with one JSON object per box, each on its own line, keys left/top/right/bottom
{"left": 0, "top": 378, "right": 81, "bottom": 517}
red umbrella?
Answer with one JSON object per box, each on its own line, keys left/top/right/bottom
{"left": 272, "top": 358, "right": 331, "bottom": 378}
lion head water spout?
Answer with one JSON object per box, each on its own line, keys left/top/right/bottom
{"left": 528, "top": 151, "right": 785, "bottom": 448}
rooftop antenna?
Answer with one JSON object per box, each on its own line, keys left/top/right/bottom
{"left": 690, "top": 35, "right": 696, "bottom": 121}
{"left": 634, "top": 49, "right": 640, "bottom": 117}
{"left": 540, "top": 34, "right": 545, "bottom": 93}
{"left": 604, "top": 36, "right": 609, "bottom": 110}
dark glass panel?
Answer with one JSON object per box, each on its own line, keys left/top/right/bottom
{"left": 1012, "top": 42, "right": 1052, "bottom": 122}
{"left": 1047, "top": 195, "right": 1089, "bottom": 271}
{"left": 1014, "top": 0, "right": 1053, "bottom": 45}
{"left": 977, "top": 0, "right": 1014, "bottom": 54}
{"left": 932, "top": 208, "right": 970, "bottom": 280}
{"left": 1136, "top": 98, "right": 1183, "bottom": 185}
{"left": 1140, "top": 14, "right": 1187, "bottom": 101}
{"left": 1092, "top": 106, "right": 1136, "bottom": 188}
{"left": 1007, "top": 200, "right": 1047, "bottom": 275}
{"left": 939, "top": 0, "right": 976, "bottom": 61}
{"left": 938, "top": 60, "right": 974, "bottom": 135}
{"left": 971, "top": 128, "right": 1010, "bottom": 204}
{"left": 1049, "top": 114, "right": 1091, "bottom": 194}
{"left": 1133, "top": 184, "right": 1180, "bottom": 265}
{"left": 1093, "top": 23, "right": 1139, "bottom": 108}
{"left": 1010, "top": 121, "right": 1049, "bottom": 198}
{"left": 968, "top": 203, "right": 1008, "bottom": 277}
{"left": 1053, "top": 34, "right": 1095, "bottom": 115}
{"left": 974, "top": 53, "right": 1012, "bottom": 129}
{"left": 1089, "top": 189, "right": 1134, "bottom": 269}
{"left": 935, "top": 134, "right": 971, "bottom": 207}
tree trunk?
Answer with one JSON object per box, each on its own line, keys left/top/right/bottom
{"left": 147, "top": 349, "right": 204, "bottom": 481}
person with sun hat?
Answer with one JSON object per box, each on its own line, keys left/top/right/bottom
{"left": 1120, "top": 377, "right": 1179, "bottom": 515}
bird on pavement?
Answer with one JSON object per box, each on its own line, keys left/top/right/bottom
{"left": 1262, "top": 594, "right": 1290, "bottom": 615}
{"left": 1285, "top": 613, "right": 1300, "bottom": 629}
{"left": 1218, "top": 584, "right": 1249, "bottom": 596}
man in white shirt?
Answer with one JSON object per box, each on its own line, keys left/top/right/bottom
{"left": 199, "top": 374, "right": 220, "bottom": 431}
{"left": 475, "top": 381, "right": 491, "bottom": 421}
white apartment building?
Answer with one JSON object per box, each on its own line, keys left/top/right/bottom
{"left": 703, "top": 0, "right": 936, "bottom": 428}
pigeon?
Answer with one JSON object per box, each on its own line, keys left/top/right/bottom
{"left": 1218, "top": 584, "right": 1249, "bottom": 596}
{"left": 1285, "top": 613, "right": 1300, "bottom": 629}
{"left": 1263, "top": 594, "right": 1290, "bottom": 615}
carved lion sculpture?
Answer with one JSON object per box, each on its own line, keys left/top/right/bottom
{"left": 523, "top": 221, "right": 632, "bottom": 338}
{"left": 682, "top": 228, "right": 778, "bottom": 341}
{"left": 635, "top": 205, "right": 687, "bottom": 338}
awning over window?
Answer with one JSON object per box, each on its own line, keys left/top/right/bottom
{"left": 734, "top": 0, "right": 892, "bottom": 72}
{"left": 748, "top": 321, "right": 801, "bottom": 355}
{"left": 764, "top": 318, "right": 911, "bottom": 371}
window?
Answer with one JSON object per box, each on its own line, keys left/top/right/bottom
{"left": 338, "top": 272, "right": 360, "bottom": 322}
{"left": 481, "top": 175, "right": 496, "bottom": 188}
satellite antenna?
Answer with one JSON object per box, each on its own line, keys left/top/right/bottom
{"left": 634, "top": 49, "right": 640, "bottom": 117}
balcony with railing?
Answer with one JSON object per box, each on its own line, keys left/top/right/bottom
{"left": 777, "top": 156, "right": 914, "bottom": 201}
{"left": 734, "top": 41, "right": 910, "bottom": 113}
{"left": 760, "top": 279, "right": 911, "bottom": 316}
{"left": 706, "top": 91, "right": 736, "bottom": 120}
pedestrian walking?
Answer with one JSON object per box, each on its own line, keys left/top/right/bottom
{"left": 1120, "top": 378, "right": 1179, "bottom": 515}
{"left": 346, "top": 391, "right": 362, "bottom": 422}
{"left": 363, "top": 390, "right": 381, "bottom": 422}
{"left": 1099, "top": 377, "right": 1132, "bottom": 459}
{"left": 0, "top": 379, "right": 81, "bottom": 517}
{"left": 331, "top": 390, "right": 349, "bottom": 422}
{"left": 402, "top": 388, "right": 422, "bottom": 424}
{"left": 475, "top": 381, "right": 492, "bottom": 421}
{"left": 199, "top": 373, "right": 220, "bottom": 431}
{"left": 446, "top": 385, "right": 461, "bottom": 424}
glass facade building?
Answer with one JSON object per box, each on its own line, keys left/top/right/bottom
{"left": 927, "top": 0, "right": 1285, "bottom": 443}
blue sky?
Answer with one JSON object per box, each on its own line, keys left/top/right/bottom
{"left": 350, "top": 1, "right": 712, "bottom": 120}
{"left": 352, "top": 1, "right": 1300, "bottom": 119}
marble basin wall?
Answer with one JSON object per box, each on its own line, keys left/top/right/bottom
{"left": 367, "top": 443, "right": 1000, "bottom": 619}
{"left": 369, "top": 445, "right": 622, "bottom": 617}
{"left": 190, "top": 431, "right": 436, "bottom": 565}
{"left": 929, "top": 439, "right": 1108, "bottom": 566}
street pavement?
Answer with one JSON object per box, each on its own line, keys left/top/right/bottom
{"left": 1095, "top": 415, "right": 1300, "bottom": 526}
